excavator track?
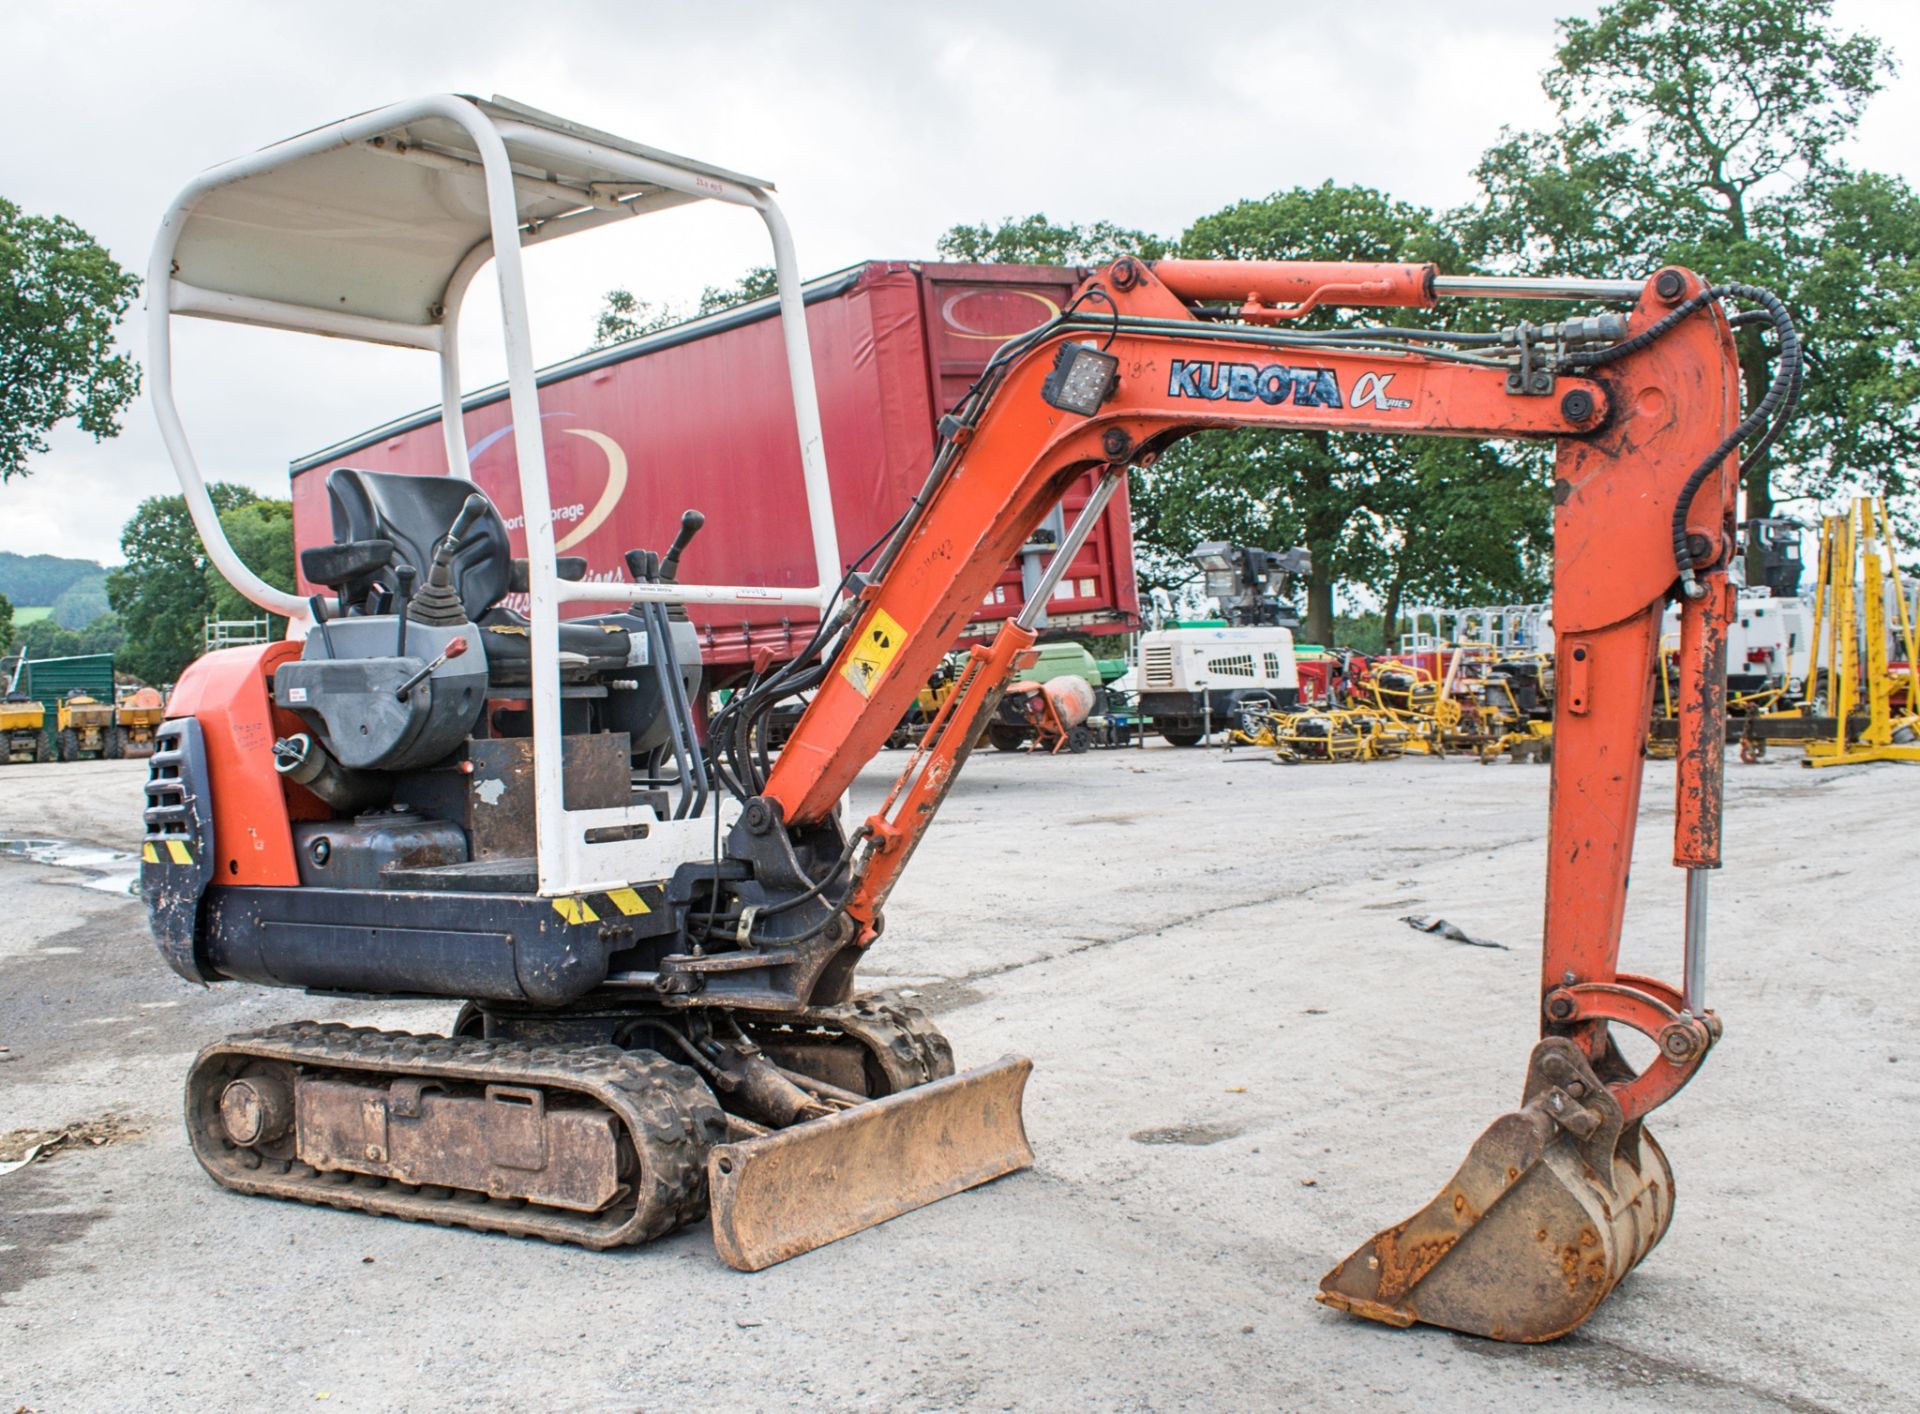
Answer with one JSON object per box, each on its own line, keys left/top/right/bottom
{"left": 744, "top": 990, "right": 956, "bottom": 1097}
{"left": 185, "top": 1022, "right": 724, "bottom": 1248}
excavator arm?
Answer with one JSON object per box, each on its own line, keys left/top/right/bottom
{"left": 712, "top": 256, "right": 1792, "bottom": 1337}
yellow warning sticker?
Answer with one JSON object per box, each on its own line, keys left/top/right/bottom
{"left": 552, "top": 897, "right": 599, "bottom": 925}
{"left": 142, "top": 843, "right": 158, "bottom": 864}
{"left": 604, "top": 886, "right": 650, "bottom": 916}
{"left": 841, "top": 607, "right": 907, "bottom": 698}
{"left": 166, "top": 840, "right": 194, "bottom": 866}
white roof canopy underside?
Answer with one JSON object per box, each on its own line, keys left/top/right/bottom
{"left": 167, "top": 95, "right": 774, "bottom": 330}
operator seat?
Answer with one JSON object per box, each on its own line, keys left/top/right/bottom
{"left": 322, "top": 468, "right": 512, "bottom": 617}
{"left": 316, "top": 466, "right": 634, "bottom": 686}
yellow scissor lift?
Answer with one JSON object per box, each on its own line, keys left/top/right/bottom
{"left": 1803, "top": 496, "right": 1920, "bottom": 767}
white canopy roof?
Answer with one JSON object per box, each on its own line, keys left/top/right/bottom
{"left": 165, "top": 94, "right": 774, "bottom": 332}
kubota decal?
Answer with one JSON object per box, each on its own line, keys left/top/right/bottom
{"left": 1167, "top": 360, "right": 1344, "bottom": 408}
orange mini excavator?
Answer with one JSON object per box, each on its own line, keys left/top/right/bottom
{"left": 141, "top": 98, "right": 1795, "bottom": 1343}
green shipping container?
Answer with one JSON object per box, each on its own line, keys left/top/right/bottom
{"left": 20, "top": 654, "right": 116, "bottom": 728}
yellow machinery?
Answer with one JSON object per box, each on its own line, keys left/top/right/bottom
{"left": 1236, "top": 704, "right": 1397, "bottom": 762}
{"left": 1, "top": 692, "right": 48, "bottom": 763}
{"left": 115, "top": 686, "right": 168, "bottom": 758}
{"left": 1235, "top": 643, "right": 1553, "bottom": 764}
{"left": 1803, "top": 497, "right": 1920, "bottom": 767}
{"left": 55, "top": 691, "right": 121, "bottom": 761}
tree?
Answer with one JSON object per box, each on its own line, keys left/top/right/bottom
{"left": 49, "top": 573, "right": 107, "bottom": 629}
{"left": 699, "top": 265, "right": 777, "bottom": 314}
{"left": 1458, "top": 0, "right": 1914, "bottom": 571}
{"left": 0, "top": 198, "right": 141, "bottom": 481}
{"left": 207, "top": 498, "right": 296, "bottom": 638}
{"left": 20, "top": 616, "right": 80, "bottom": 659}
{"left": 593, "top": 289, "right": 681, "bottom": 348}
{"left": 76, "top": 611, "right": 124, "bottom": 657}
{"left": 0, "top": 550, "right": 103, "bottom": 607}
{"left": 106, "top": 483, "right": 261, "bottom": 684}
{"left": 1132, "top": 183, "right": 1550, "bottom": 644}
{"left": 594, "top": 266, "right": 782, "bottom": 349}
{"left": 937, "top": 215, "right": 1169, "bottom": 266}
{"left": 0, "top": 592, "right": 13, "bottom": 655}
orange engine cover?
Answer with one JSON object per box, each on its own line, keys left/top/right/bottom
{"left": 164, "top": 640, "right": 316, "bottom": 887}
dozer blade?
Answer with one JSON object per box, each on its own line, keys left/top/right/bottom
{"left": 1318, "top": 1038, "right": 1674, "bottom": 1342}
{"left": 709, "top": 1055, "right": 1033, "bottom": 1271}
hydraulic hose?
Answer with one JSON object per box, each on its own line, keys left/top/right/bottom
{"left": 1563, "top": 283, "right": 1802, "bottom": 598}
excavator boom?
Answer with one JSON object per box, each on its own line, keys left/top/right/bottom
{"left": 732, "top": 255, "right": 1784, "bottom": 1338}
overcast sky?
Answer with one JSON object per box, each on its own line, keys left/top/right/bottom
{"left": 3, "top": 0, "right": 1916, "bottom": 566}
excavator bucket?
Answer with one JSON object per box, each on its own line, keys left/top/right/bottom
{"left": 1318, "top": 1038, "right": 1674, "bottom": 1342}
{"left": 708, "top": 1055, "right": 1034, "bottom": 1271}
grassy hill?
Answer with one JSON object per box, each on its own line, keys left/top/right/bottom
{"left": 0, "top": 551, "right": 109, "bottom": 630}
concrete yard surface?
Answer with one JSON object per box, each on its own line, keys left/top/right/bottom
{"left": 0, "top": 746, "right": 1914, "bottom": 1412}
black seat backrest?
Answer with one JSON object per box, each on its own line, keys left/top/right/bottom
{"left": 325, "top": 468, "right": 512, "bottom": 619}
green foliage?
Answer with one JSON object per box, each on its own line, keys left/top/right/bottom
{"left": 1132, "top": 183, "right": 1549, "bottom": 643}
{"left": 49, "top": 573, "right": 107, "bottom": 629}
{"left": 0, "top": 549, "right": 104, "bottom": 606}
{"left": 595, "top": 267, "right": 783, "bottom": 349}
{"left": 1457, "top": 0, "right": 1914, "bottom": 532}
{"left": 593, "top": 289, "right": 682, "bottom": 348}
{"left": 0, "top": 591, "right": 13, "bottom": 654}
{"left": 699, "top": 266, "right": 778, "bottom": 314}
{"left": 207, "top": 499, "right": 296, "bottom": 637}
{"left": 76, "top": 610, "right": 123, "bottom": 656}
{"left": 20, "top": 616, "right": 80, "bottom": 659}
{"left": 0, "top": 198, "right": 141, "bottom": 481}
{"left": 937, "top": 214, "right": 1169, "bottom": 266}
{"left": 106, "top": 483, "right": 261, "bottom": 685}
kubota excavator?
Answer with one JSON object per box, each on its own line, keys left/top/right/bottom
{"left": 141, "top": 97, "right": 1797, "bottom": 1342}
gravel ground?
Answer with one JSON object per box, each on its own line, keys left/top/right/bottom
{"left": 0, "top": 745, "right": 1913, "bottom": 1412}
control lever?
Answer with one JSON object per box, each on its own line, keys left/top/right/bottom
{"left": 392, "top": 564, "right": 417, "bottom": 655}
{"left": 660, "top": 509, "right": 706, "bottom": 584}
{"left": 409, "top": 494, "right": 489, "bottom": 627}
{"left": 394, "top": 635, "right": 468, "bottom": 702}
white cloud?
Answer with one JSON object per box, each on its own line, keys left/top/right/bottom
{"left": 0, "top": 0, "right": 1913, "bottom": 564}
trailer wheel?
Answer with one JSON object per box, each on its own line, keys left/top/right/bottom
{"left": 1158, "top": 730, "right": 1203, "bottom": 748}
{"left": 1066, "top": 725, "right": 1093, "bottom": 754}
{"left": 57, "top": 729, "right": 78, "bottom": 763}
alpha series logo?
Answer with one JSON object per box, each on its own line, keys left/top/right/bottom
{"left": 1167, "top": 361, "right": 1413, "bottom": 412}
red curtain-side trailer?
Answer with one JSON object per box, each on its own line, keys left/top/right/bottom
{"left": 290, "top": 261, "right": 1140, "bottom": 679}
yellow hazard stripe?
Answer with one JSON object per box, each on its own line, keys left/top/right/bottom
{"left": 166, "top": 840, "right": 193, "bottom": 866}
{"left": 604, "top": 886, "right": 650, "bottom": 917}
{"left": 142, "top": 843, "right": 158, "bottom": 864}
{"left": 552, "top": 897, "right": 599, "bottom": 925}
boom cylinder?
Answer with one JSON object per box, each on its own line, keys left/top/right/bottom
{"left": 1151, "top": 259, "right": 1435, "bottom": 309}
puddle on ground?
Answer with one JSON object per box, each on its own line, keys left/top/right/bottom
{"left": 0, "top": 838, "right": 139, "bottom": 896}
{"left": 1130, "top": 1122, "right": 1245, "bottom": 1147}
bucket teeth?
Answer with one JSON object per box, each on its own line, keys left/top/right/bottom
{"left": 1318, "top": 1038, "right": 1675, "bottom": 1342}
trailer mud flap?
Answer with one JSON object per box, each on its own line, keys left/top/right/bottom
{"left": 708, "top": 1055, "right": 1034, "bottom": 1271}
